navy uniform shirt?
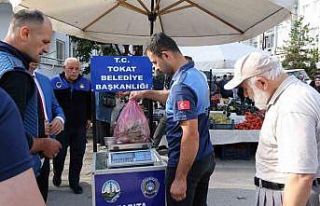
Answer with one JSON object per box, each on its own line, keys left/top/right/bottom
{"left": 0, "top": 88, "right": 33, "bottom": 181}
{"left": 166, "top": 61, "right": 213, "bottom": 167}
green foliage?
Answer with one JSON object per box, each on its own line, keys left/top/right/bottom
{"left": 70, "top": 36, "right": 101, "bottom": 62}
{"left": 70, "top": 36, "right": 118, "bottom": 74}
{"left": 101, "top": 45, "right": 118, "bottom": 56}
{"left": 281, "top": 17, "right": 319, "bottom": 78}
{"left": 70, "top": 36, "right": 143, "bottom": 74}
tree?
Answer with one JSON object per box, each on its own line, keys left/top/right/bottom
{"left": 281, "top": 17, "right": 319, "bottom": 77}
{"left": 70, "top": 36, "right": 144, "bottom": 73}
{"left": 70, "top": 36, "right": 119, "bottom": 73}
{"left": 70, "top": 36, "right": 100, "bottom": 62}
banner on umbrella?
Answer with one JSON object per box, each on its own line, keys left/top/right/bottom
{"left": 91, "top": 56, "right": 153, "bottom": 92}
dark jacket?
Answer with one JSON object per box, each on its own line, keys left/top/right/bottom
{"left": 51, "top": 73, "right": 91, "bottom": 128}
{"left": 0, "top": 41, "right": 36, "bottom": 147}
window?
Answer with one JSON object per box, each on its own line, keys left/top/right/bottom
{"left": 266, "top": 34, "right": 274, "bottom": 49}
{"left": 56, "top": 40, "right": 65, "bottom": 63}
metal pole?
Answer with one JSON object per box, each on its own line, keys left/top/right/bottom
{"left": 150, "top": 0, "right": 155, "bottom": 36}
{"left": 91, "top": 91, "right": 97, "bottom": 152}
{"left": 147, "top": 0, "right": 156, "bottom": 136}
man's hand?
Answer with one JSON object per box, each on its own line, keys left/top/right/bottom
{"left": 129, "top": 91, "right": 145, "bottom": 100}
{"left": 41, "top": 138, "right": 62, "bottom": 159}
{"left": 49, "top": 117, "right": 64, "bottom": 135}
{"left": 170, "top": 119, "right": 199, "bottom": 202}
{"left": 44, "top": 120, "right": 50, "bottom": 136}
{"left": 170, "top": 178, "right": 187, "bottom": 202}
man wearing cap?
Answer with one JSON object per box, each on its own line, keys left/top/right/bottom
{"left": 224, "top": 52, "right": 320, "bottom": 206}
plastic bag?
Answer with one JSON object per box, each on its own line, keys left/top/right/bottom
{"left": 113, "top": 99, "right": 150, "bottom": 144}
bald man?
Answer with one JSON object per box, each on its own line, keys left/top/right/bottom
{"left": 51, "top": 57, "right": 91, "bottom": 194}
{"left": 0, "top": 9, "right": 61, "bottom": 179}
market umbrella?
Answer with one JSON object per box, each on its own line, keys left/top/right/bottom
{"left": 9, "top": 0, "right": 294, "bottom": 151}
{"left": 10, "top": 0, "right": 293, "bottom": 46}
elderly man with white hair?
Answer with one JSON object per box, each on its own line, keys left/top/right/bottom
{"left": 51, "top": 57, "right": 91, "bottom": 194}
{"left": 225, "top": 52, "right": 320, "bottom": 206}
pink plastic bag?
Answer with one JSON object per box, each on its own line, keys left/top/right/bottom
{"left": 113, "top": 100, "right": 150, "bottom": 144}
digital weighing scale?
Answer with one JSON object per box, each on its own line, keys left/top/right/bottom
{"left": 93, "top": 147, "right": 166, "bottom": 206}
{"left": 107, "top": 149, "right": 155, "bottom": 168}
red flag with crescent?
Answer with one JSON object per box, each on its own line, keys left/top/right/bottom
{"left": 177, "top": 100, "right": 191, "bottom": 110}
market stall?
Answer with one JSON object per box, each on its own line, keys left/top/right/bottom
{"left": 209, "top": 98, "right": 263, "bottom": 160}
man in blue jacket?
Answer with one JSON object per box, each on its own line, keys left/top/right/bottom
{"left": 30, "top": 64, "right": 65, "bottom": 201}
{"left": 51, "top": 57, "right": 91, "bottom": 194}
{"left": 34, "top": 71, "right": 65, "bottom": 137}
{"left": 0, "top": 9, "right": 61, "bottom": 177}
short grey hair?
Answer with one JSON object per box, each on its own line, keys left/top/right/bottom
{"left": 10, "top": 9, "right": 45, "bottom": 31}
{"left": 248, "top": 56, "right": 284, "bottom": 85}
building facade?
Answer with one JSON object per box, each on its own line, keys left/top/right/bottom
{"left": 244, "top": 0, "right": 320, "bottom": 58}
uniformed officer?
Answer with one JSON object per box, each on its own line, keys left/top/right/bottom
{"left": 130, "top": 32, "right": 215, "bottom": 206}
{"left": 51, "top": 57, "right": 91, "bottom": 194}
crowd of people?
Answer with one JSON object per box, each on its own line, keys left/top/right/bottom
{"left": 2, "top": 8, "right": 320, "bottom": 206}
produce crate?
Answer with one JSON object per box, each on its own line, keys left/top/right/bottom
{"left": 209, "top": 120, "right": 235, "bottom": 129}
{"left": 219, "top": 143, "right": 256, "bottom": 160}
{"left": 211, "top": 123, "right": 234, "bottom": 130}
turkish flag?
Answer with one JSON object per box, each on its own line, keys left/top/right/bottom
{"left": 177, "top": 100, "right": 191, "bottom": 110}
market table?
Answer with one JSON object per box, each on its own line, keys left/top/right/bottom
{"left": 210, "top": 129, "right": 260, "bottom": 145}
{"left": 210, "top": 130, "right": 260, "bottom": 160}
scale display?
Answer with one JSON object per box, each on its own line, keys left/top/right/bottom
{"left": 108, "top": 150, "right": 154, "bottom": 168}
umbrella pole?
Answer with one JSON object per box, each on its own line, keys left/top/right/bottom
{"left": 147, "top": 0, "right": 156, "bottom": 138}
{"left": 149, "top": 0, "right": 155, "bottom": 36}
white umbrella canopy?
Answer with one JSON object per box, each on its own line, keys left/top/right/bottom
{"left": 179, "top": 43, "right": 261, "bottom": 71}
{"left": 10, "top": 0, "right": 293, "bottom": 46}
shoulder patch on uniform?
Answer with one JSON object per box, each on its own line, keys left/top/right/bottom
{"left": 56, "top": 81, "right": 62, "bottom": 88}
{"left": 177, "top": 100, "right": 191, "bottom": 110}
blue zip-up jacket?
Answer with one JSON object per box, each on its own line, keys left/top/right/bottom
{"left": 0, "top": 41, "right": 41, "bottom": 175}
{"left": 35, "top": 71, "right": 65, "bottom": 127}
{"left": 51, "top": 73, "right": 91, "bottom": 128}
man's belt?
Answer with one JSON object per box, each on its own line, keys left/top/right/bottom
{"left": 254, "top": 177, "right": 285, "bottom": 190}
{"left": 255, "top": 177, "right": 320, "bottom": 191}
